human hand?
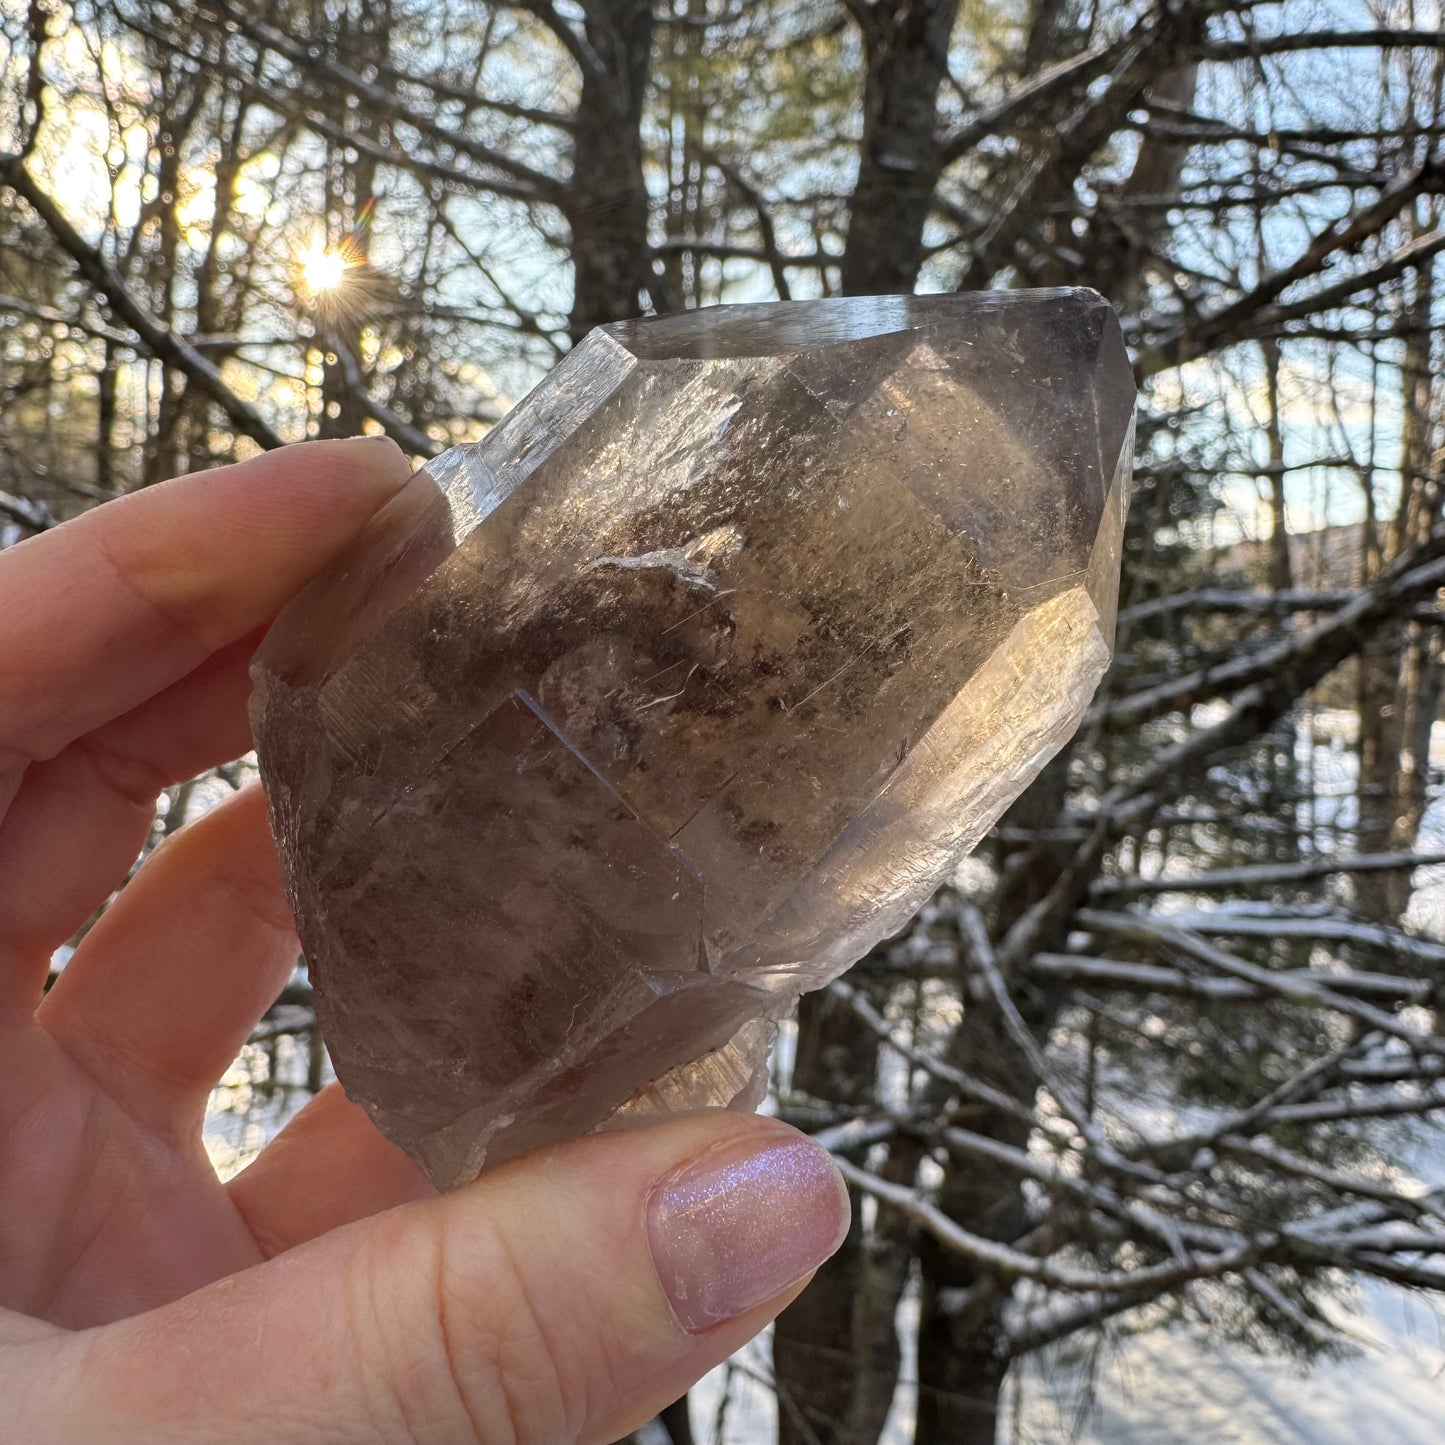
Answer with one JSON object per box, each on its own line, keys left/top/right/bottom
{"left": 0, "top": 439, "right": 848, "bottom": 1443}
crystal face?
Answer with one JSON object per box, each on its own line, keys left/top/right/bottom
{"left": 250, "top": 290, "right": 1136, "bottom": 1190}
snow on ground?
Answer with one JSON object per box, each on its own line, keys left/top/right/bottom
{"left": 686, "top": 1271, "right": 1445, "bottom": 1443}
{"left": 1009, "top": 1280, "right": 1445, "bottom": 1444}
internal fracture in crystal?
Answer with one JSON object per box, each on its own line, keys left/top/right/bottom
{"left": 250, "top": 289, "right": 1136, "bottom": 1189}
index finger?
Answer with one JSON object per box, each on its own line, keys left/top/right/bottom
{"left": 0, "top": 437, "right": 411, "bottom": 777}
{"left": 0, "top": 439, "right": 412, "bottom": 1005}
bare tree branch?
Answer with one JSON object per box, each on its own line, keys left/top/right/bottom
{"left": 1079, "top": 909, "right": 1444, "bottom": 1050}
{"left": 0, "top": 152, "right": 285, "bottom": 451}
{"left": 1094, "top": 850, "right": 1445, "bottom": 898}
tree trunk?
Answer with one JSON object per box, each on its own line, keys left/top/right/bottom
{"left": 914, "top": 755, "right": 1074, "bottom": 1444}
{"left": 773, "top": 984, "right": 886, "bottom": 1445}
{"left": 1262, "top": 336, "right": 1293, "bottom": 592}
{"left": 565, "top": 0, "right": 655, "bottom": 340}
{"left": 1022, "top": 0, "right": 1087, "bottom": 76}
{"left": 1084, "top": 63, "right": 1199, "bottom": 307}
{"left": 912, "top": 38, "right": 1201, "bottom": 1433}
{"left": 773, "top": 11, "right": 964, "bottom": 1423}
{"left": 96, "top": 337, "right": 116, "bottom": 493}
{"left": 840, "top": 0, "right": 960, "bottom": 297}
{"left": 914, "top": 1006, "right": 1035, "bottom": 1444}
{"left": 835, "top": 1136, "right": 922, "bottom": 1445}
{"left": 1355, "top": 249, "right": 1441, "bottom": 921}
{"left": 137, "top": 56, "right": 208, "bottom": 485}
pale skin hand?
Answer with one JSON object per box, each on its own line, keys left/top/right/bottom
{"left": 0, "top": 439, "right": 848, "bottom": 1444}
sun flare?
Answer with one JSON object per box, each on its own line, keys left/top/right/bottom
{"left": 298, "top": 242, "right": 350, "bottom": 297}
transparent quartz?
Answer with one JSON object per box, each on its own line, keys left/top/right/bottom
{"left": 250, "top": 290, "right": 1136, "bottom": 1189}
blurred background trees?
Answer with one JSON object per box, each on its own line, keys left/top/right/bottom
{"left": 4, "top": 0, "right": 1445, "bottom": 1440}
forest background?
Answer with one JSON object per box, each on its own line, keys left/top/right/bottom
{"left": 4, "top": 1, "right": 1445, "bottom": 1440}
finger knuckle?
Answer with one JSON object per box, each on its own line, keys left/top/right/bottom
{"left": 359, "top": 1206, "right": 592, "bottom": 1445}
{"left": 437, "top": 1208, "right": 592, "bottom": 1444}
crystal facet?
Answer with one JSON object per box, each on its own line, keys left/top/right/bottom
{"left": 250, "top": 290, "right": 1136, "bottom": 1189}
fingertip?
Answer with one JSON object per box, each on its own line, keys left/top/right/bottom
{"left": 211, "top": 436, "right": 413, "bottom": 543}
{"left": 115, "top": 438, "right": 420, "bottom": 658}
{"left": 644, "top": 1122, "right": 849, "bottom": 1334}
{"left": 431, "top": 1110, "right": 848, "bottom": 1433}
{"left": 279, "top": 435, "right": 413, "bottom": 496}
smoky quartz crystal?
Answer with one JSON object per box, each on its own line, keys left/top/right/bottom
{"left": 251, "top": 289, "right": 1136, "bottom": 1189}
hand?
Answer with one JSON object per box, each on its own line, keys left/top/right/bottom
{"left": 0, "top": 439, "right": 848, "bottom": 1443}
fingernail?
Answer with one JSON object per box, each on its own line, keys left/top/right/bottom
{"left": 340, "top": 433, "right": 405, "bottom": 455}
{"left": 346, "top": 434, "right": 411, "bottom": 472}
{"left": 647, "top": 1131, "right": 850, "bottom": 1333}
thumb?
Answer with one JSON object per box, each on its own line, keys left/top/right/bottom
{"left": 60, "top": 1112, "right": 848, "bottom": 1444}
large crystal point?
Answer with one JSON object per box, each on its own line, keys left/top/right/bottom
{"left": 251, "top": 290, "right": 1135, "bottom": 1189}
